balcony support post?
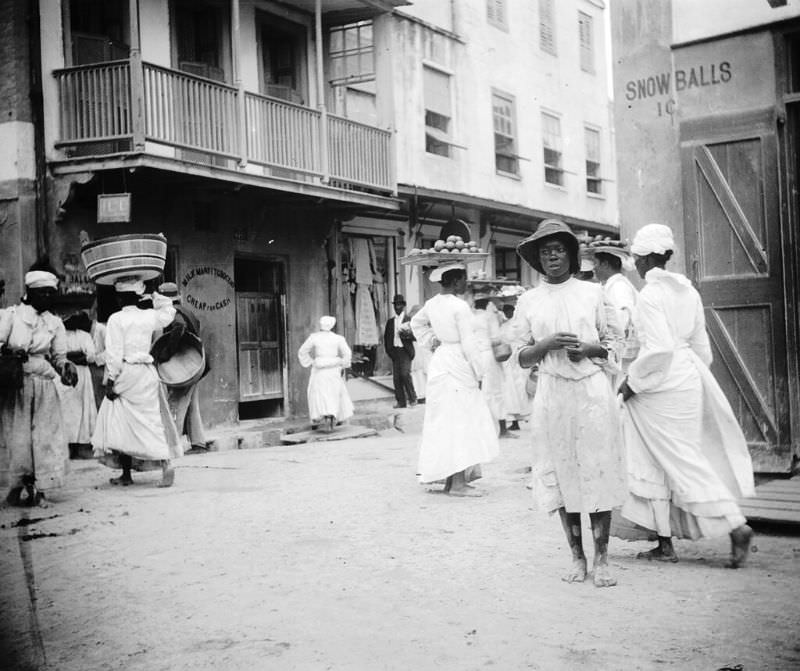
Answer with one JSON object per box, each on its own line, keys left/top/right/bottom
{"left": 315, "top": 0, "right": 330, "bottom": 183}
{"left": 232, "top": 0, "right": 247, "bottom": 167}
{"left": 129, "top": 0, "right": 145, "bottom": 151}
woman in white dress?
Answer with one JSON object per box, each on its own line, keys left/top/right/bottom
{"left": 472, "top": 293, "right": 511, "bottom": 437}
{"left": 515, "top": 220, "right": 625, "bottom": 587}
{"left": 499, "top": 303, "right": 530, "bottom": 431}
{"left": 297, "top": 316, "right": 354, "bottom": 432}
{"left": 92, "top": 278, "right": 180, "bottom": 487}
{"left": 54, "top": 312, "right": 98, "bottom": 455}
{"left": 411, "top": 264, "right": 499, "bottom": 496}
{"left": 0, "top": 270, "right": 77, "bottom": 506}
{"left": 617, "top": 224, "right": 754, "bottom": 567}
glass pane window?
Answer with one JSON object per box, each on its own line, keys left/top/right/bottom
{"left": 579, "top": 12, "right": 594, "bottom": 73}
{"left": 494, "top": 247, "right": 520, "bottom": 281}
{"left": 329, "top": 21, "right": 374, "bottom": 84}
{"left": 585, "top": 126, "right": 602, "bottom": 194}
{"left": 542, "top": 112, "right": 563, "bottom": 186}
{"left": 539, "top": 0, "right": 556, "bottom": 55}
{"left": 493, "top": 93, "right": 518, "bottom": 174}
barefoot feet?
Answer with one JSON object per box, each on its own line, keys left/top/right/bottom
{"left": 562, "top": 558, "right": 588, "bottom": 583}
{"left": 636, "top": 546, "right": 679, "bottom": 563}
{"left": 592, "top": 563, "right": 617, "bottom": 587}
{"left": 110, "top": 474, "right": 133, "bottom": 486}
{"left": 727, "top": 524, "right": 753, "bottom": 568}
{"left": 157, "top": 464, "right": 175, "bottom": 488}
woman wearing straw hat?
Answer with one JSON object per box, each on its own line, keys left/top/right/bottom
{"left": 0, "top": 266, "right": 78, "bottom": 506}
{"left": 515, "top": 220, "right": 625, "bottom": 587}
{"left": 411, "top": 263, "right": 499, "bottom": 496}
{"left": 297, "top": 315, "right": 354, "bottom": 433}
{"left": 91, "top": 278, "right": 181, "bottom": 487}
{"left": 617, "top": 223, "right": 754, "bottom": 567}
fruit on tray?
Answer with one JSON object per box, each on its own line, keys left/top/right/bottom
{"left": 407, "top": 236, "right": 485, "bottom": 256}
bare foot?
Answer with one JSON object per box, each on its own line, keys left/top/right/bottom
{"left": 157, "top": 465, "right": 175, "bottom": 488}
{"left": 500, "top": 432, "right": 519, "bottom": 439}
{"left": 110, "top": 475, "right": 133, "bottom": 486}
{"left": 447, "top": 487, "right": 484, "bottom": 498}
{"left": 5, "top": 487, "right": 24, "bottom": 506}
{"left": 636, "top": 546, "right": 679, "bottom": 563}
{"left": 727, "top": 524, "right": 753, "bottom": 568}
{"left": 562, "top": 558, "right": 587, "bottom": 583}
{"left": 593, "top": 564, "right": 618, "bottom": 587}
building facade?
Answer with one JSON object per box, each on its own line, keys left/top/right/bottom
{"left": 1, "top": 0, "right": 619, "bottom": 428}
{"left": 611, "top": 0, "right": 800, "bottom": 472}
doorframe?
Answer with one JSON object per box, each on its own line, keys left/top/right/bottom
{"left": 233, "top": 253, "right": 289, "bottom": 415}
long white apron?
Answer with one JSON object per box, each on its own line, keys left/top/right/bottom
{"left": 92, "top": 362, "right": 180, "bottom": 462}
{"left": 416, "top": 343, "right": 499, "bottom": 483}
{"left": 307, "top": 364, "right": 354, "bottom": 422}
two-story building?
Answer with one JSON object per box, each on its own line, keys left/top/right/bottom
{"left": 1, "top": 0, "right": 619, "bottom": 430}
{"left": 611, "top": 0, "right": 800, "bottom": 472}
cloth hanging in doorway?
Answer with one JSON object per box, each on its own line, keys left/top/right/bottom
{"left": 351, "top": 238, "right": 380, "bottom": 346}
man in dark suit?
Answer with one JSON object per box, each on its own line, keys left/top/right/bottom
{"left": 384, "top": 294, "right": 417, "bottom": 408}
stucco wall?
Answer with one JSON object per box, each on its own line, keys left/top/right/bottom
{"left": 390, "top": 0, "right": 618, "bottom": 228}
{"left": 672, "top": 0, "right": 800, "bottom": 45}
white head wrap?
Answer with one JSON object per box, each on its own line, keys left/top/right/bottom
{"left": 24, "top": 271, "right": 58, "bottom": 289}
{"left": 114, "top": 277, "right": 146, "bottom": 295}
{"left": 631, "top": 224, "right": 675, "bottom": 256}
{"left": 429, "top": 263, "right": 466, "bottom": 283}
{"left": 319, "top": 315, "right": 336, "bottom": 331}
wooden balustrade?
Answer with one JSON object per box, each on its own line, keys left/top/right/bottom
{"left": 54, "top": 60, "right": 393, "bottom": 193}
{"left": 55, "top": 60, "right": 132, "bottom": 143}
{"left": 328, "top": 115, "right": 393, "bottom": 191}
{"left": 244, "top": 92, "right": 322, "bottom": 175}
{"left": 143, "top": 63, "right": 238, "bottom": 157}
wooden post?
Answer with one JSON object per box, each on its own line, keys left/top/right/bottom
{"left": 315, "top": 0, "right": 330, "bottom": 183}
{"left": 129, "top": 0, "right": 145, "bottom": 150}
{"left": 232, "top": 0, "right": 247, "bottom": 167}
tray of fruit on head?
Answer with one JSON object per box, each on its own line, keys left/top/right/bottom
{"left": 400, "top": 235, "right": 489, "bottom": 266}
{"left": 578, "top": 234, "right": 629, "bottom": 254}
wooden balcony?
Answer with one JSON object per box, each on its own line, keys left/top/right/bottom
{"left": 53, "top": 60, "right": 395, "bottom": 198}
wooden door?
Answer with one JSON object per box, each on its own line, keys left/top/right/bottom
{"left": 236, "top": 293, "right": 285, "bottom": 401}
{"left": 681, "top": 111, "right": 793, "bottom": 472}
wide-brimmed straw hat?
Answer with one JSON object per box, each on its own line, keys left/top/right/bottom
{"left": 516, "top": 219, "right": 580, "bottom": 275}
{"left": 429, "top": 263, "right": 466, "bottom": 283}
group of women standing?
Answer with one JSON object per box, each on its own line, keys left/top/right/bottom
{"left": 411, "top": 219, "right": 755, "bottom": 584}
{"left": 1, "top": 271, "right": 184, "bottom": 506}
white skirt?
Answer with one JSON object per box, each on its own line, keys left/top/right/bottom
{"left": 417, "top": 344, "right": 499, "bottom": 483}
{"left": 307, "top": 366, "right": 354, "bottom": 422}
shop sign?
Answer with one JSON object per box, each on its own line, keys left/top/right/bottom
{"left": 97, "top": 193, "right": 131, "bottom": 223}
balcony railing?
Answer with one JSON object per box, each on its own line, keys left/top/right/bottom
{"left": 54, "top": 60, "right": 394, "bottom": 194}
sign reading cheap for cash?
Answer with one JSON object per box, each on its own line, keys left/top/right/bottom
{"left": 181, "top": 266, "right": 235, "bottom": 312}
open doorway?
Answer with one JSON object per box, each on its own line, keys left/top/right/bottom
{"left": 235, "top": 257, "right": 287, "bottom": 419}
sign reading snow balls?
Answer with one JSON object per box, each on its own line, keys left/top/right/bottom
{"left": 624, "top": 61, "right": 732, "bottom": 117}
{"left": 181, "top": 266, "right": 235, "bottom": 311}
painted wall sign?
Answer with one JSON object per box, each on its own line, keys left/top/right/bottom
{"left": 623, "top": 61, "right": 732, "bottom": 117}
{"left": 181, "top": 265, "right": 235, "bottom": 312}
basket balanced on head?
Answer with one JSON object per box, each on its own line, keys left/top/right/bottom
{"left": 80, "top": 233, "right": 167, "bottom": 286}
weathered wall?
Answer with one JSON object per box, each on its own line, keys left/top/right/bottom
{"left": 389, "top": 0, "right": 618, "bottom": 229}
{"left": 50, "top": 172, "right": 332, "bottom": 426}
{"left": 0, "top": 0, "right": 39, "bottom": 308}
{"left": 611, "top": 0, "right": 684, "bottom": 269}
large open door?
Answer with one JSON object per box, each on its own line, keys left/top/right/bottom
{"left": 681, "top": 109, "right": 795, "bottom": 472}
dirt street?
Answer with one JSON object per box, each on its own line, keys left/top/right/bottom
{"left": 1, "top": 421, "right": 799, "bottom": 671}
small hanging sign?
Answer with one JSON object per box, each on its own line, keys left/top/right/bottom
{"left": 97, "top": 193, "right": 131, "bottom": 223}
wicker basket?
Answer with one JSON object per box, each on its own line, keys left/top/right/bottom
{"left": 81, "top": 233, "right": 167, "bottom": 286}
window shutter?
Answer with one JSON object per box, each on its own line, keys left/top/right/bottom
{"left": 539, "top": 0, "right": 555, "bottom": 54}
{"left": 423, "top": 67, "right": 451, "bottom": 118}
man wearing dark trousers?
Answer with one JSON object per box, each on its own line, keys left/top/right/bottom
{"left": 384, "top": 294, "right": 417, "bottom": 408}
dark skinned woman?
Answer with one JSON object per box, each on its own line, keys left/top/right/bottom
{"left": 617, "top": 224, "right": 754, "bottom": 567}
{"left": 0, "top": 269, "right": 77, "bottom": 506}
{"left": 514, "top": 220, "right": 625, "bottom": 587}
